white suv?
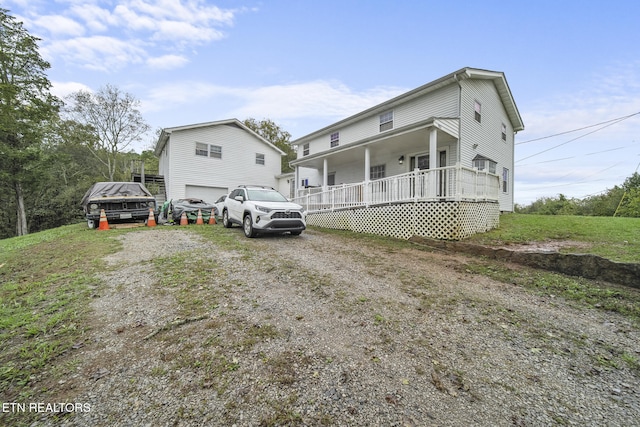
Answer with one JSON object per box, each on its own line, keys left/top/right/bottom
{"left": 222, "top": 185, "right": 306, "bottom": 238}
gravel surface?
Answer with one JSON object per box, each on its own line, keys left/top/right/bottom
{"left": 43, "top": 227, "right": 639, "bottom": 426}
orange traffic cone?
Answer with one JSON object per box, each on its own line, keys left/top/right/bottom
{"left": 208, "top": 209, "right": 216, "bottom": 225}
{"left": 180, "top": 212, "right": 188, "bottom": 226}
{"left": 147, "top": 208, "right": 156, "bottom": 227}
{"left": 98, "top": 209, "right": 110, "bottom": 230}
{"left": 196, "top": 209, "right": 204, "bottom": 225}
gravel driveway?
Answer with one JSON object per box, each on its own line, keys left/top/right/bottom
{"left": 48, "top": 227, "right": 639, "bottom": 426}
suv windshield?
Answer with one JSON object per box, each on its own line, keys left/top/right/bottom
{"left": 246, "top": 189, "right": 288, "bottom": 202}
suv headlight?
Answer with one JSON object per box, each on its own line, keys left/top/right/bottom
{"left": 255, "top": 205, "right": 272, "bottom": 213}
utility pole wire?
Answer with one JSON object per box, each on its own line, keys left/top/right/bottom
{"left": 515, "top": 116, "right": 634, "bottom": 163}
{"left": 515, "top": 111, "right": 640, "bottom": 145}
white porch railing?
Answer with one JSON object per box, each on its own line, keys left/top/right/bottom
{"left": 293, "top": 164, "right": 500, "bottom": 213}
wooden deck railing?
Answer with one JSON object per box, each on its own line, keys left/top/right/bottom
{"left": 293, "top": 165, "right": 499, "bottom": 213}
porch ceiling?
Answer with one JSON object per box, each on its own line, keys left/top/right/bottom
{"left": 294, "top": 125, "right": 457, "bottom": 170}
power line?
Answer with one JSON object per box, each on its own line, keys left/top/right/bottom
{"left": 516, "top": 145, "right": 631, "bottom": 167}
{"left": 515, "top": 115, "right": 636, "bottom": 163}
{"left": 515, "top": 111, "right": 640, "bottom": 145}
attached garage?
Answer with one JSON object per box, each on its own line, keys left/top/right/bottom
{"left": 185, "top": 185, "right": 228, "bottom": 203}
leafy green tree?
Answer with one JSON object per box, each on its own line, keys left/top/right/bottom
{"left": 516, "top": 173, "right": 640, "bottom": 217}
{"left": 243, "top": 118, "right": 296, "bottom": 173}
{"left": 65, "top": 84, "right": 150, "bottom": 181}
{"left": 614, "top": 172, "right": 640, "bottom": 217}
{"left": 0, "top": 9, "right": 61, "bottom": 236}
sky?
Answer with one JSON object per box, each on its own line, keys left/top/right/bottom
{"left": 5, "top": 0, "right": 640, "bottom": 205}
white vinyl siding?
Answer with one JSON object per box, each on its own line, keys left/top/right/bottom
{"left": 163, "top": 123, "right": 282, "bottom": 201}
{"left": 297, "top": 84, "right": 459, "bottom": 156}
{"left": 459, "top": 79, "right": 514, "bottom": 211}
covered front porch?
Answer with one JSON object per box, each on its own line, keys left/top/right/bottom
{"left": 291, "top": 118, "right": 461, "bottom": 199}
{"left": 292, "top": 164, "right": 500, "bottom": 214}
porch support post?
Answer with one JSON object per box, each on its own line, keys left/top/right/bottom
{"left": 294, "top": 166, "right": 299, "bottom": 197}
{"left": 364, "top": 147, "right": 371, "bottom": 181}
{"left": 429, "top": 128, "right": 438, "bottom": 198}
{"left": 364, "top": 147, "right": 370, "bottom": 205}
{"left": 323, "top": 158, "right": 328, "bottom": 188}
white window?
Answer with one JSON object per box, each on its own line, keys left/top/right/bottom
{"left": 196, "top": 142, "right": 221, "bottom": 158}
{"left": 330, "top": 132, "right": 339, "bottom": 147}
{"left": 474, "top": 100, "right": 482, "bottom": 123}
{"left": 209, "top": 145, "right": 222, "bottom": 159}
{"left": 473, "top": 156, "right": 497, "bottom": 174}
{"left": 502, "top": 168, "right": 509, "bottom": 193}
{"left": 195, "top": 142, "right": 208, "bottom": 157}
{"left": 501, "top": 123, "right": 507, "bottom": 141}
{"left": 370, "top": 164, "right": 386, "bottom": 180}
{"left": 379, "top": 111, "right": 393, "bottom": 132}
{"left": 303, "top": 143, "right": 309, "bottom": 156}
{"left": 256, "top": 153, "right": 265, "bottom": 165}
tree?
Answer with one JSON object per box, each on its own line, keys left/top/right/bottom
{"left": 243, "top": 118, "right": 296, "bottom": 173}
{"left": 0, "top": 9, "right": 61, "bottom": 236}
{"left": 614, "top": 172, "right": 640, "bottom": 217}
{"left": 65, "top": 84, "right": 150, "bottom": 181}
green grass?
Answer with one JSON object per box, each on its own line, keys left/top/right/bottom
{"left": 465, "top": 214, "right": 640, "bottom": 262}
{"left": 0, "top": 224, "right": 124, "bottom": 407}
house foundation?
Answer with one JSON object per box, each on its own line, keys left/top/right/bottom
{"left": 306, "top": 201, "right": 500, "bottom": 240}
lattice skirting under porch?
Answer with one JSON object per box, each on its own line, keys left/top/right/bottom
{"left": 306, "top": 201, "right": 500, "bottom": 240}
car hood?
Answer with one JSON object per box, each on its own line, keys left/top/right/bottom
{"left": 253, "top": 201, "right": 304, "bottom": 211}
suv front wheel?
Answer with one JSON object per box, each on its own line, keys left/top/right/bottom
{"left": 243, "top": 214, "right": 256, "bottom": 238}
{"left": 222, "top": 209, "right": 232, "bottom": 228}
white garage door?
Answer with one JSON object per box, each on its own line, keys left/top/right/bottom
{"left": 185, "top": 185, "right": 228, "bottom": 203}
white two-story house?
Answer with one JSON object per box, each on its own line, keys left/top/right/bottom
{"left": 290, "top": 67, "right": 524, "bottom": 240}
{"left": 155, "top": 119, "right": 286, "bottom": 203}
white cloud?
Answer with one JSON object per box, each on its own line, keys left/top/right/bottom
{"left": 51, "top": 80, "right": 93, "bottom": 99}
{"left": 146, "top": 54, "right": 189, "bottom": 70}
{"left": 143, "top": 80, "right": 406, "bottom": 123}
{"left": 152, "top": 20, "right": 225, "bottom": 42}
{"left": 69, "top": 4, "right": 119, "bottom": 32}
{"left": 16, "top": 0, "right": 241, "bottom": 71}
{"left": 33, "top": 14, "right": 85, "bottom": 37}
{"left": 43, "top": 36, "right": 146, "bottom": 71}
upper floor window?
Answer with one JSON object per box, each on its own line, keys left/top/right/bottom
{"left": 256, "top": 153, "right": 265, "bottom": 165}
{"left": 196, "top": 142, "right": 222, "bottom": 159}
{"left": 474, "top": 100, "right": 482, "bottom": 123}
{"left": 379, "top": 111, "right": 393, "bottom": 132}
{"left": 501, "top": 123, "right": 507, "bottom": 141}
{"left": 209, "top": 145, "right": 222, "bottom": 159}
{"left": 303, "top": 143, "right": 309, "bottom": 156}
{"left": 330, "top": 132, "right": 339, "bottom": 147}
{"left": 370, "top": 164, "right": 386, "bottom": 180}
{"left": 195, "top": 142, "right": 208, "bottom": 157}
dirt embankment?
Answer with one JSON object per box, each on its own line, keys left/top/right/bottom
{"left": 409, "top": 236, "right": 640, "bottom": 288}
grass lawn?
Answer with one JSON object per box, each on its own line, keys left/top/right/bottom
{"left": 465, "top": 213, "right": 640, "bottom": 263}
